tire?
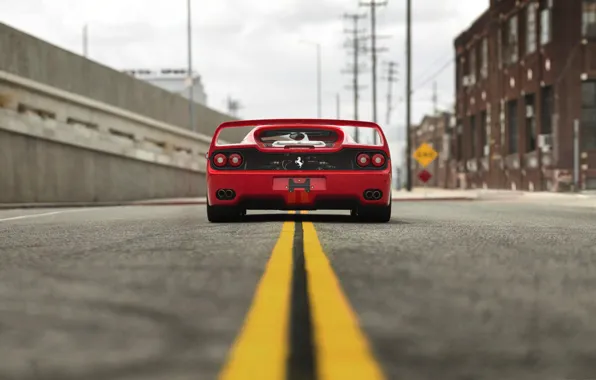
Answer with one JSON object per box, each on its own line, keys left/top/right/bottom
{"left": 207, "top": 203, "right": 242, "bottom": 222}
{"left": 357, "top": 201, "right": 392, "bottom": 223}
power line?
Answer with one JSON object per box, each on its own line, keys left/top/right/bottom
{"left": 342, "top": 12, "right": 368, "bottom": 143}
{"left": 412, "top": 51, "right": 452, "bottom": 84}
{"left": 359, "top": 0, "right": 389, "bottom": 145}
{"left": 412, "top": 57, "right": 454, "bottom": 94}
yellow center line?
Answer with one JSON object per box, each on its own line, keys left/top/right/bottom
{"left": 301, "top": 213, "right": 386, "bottom": 380}
{"left": 218, "top": 212, "right": 296, "bottom": 380}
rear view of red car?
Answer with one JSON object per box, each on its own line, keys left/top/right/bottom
{"left": 206, "top": 119, "right": 392, "bottom": 223}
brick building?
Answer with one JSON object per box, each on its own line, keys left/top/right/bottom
{"left": 452, "top": 0, "right": 596, "bottom": 191}
{"left": 409, "top": 112, "right": 455, "bottom": 188}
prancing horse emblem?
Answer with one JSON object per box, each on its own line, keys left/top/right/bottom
{"left": 295, "top": 157, "right": 303, "bottom": 168}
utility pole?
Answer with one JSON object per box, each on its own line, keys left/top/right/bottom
{"left": 316, "top": 43, "right": 322, "bottom": 118}
{"left": 383, "top": 61, "right": 399, "bottom": 190}
{"left": 405, "top": 0, "right": 412, "bottom": 191}
{"left": 336, "top": 93, "right": 340, "bottom": 119}
{"left": 360, "top": 0, "right": 388, "bottom": 145}
{"left": 573, "top": 119, "right": 580, "bottom": 191}
{"left": 186, "top": 0, "right": 195, "bottom": 132}
{"left": 342, "top": 13, "right": 367, "bottom": 142}
{"left": 383, "top": 61, "right": 398, "bottom": 125}
{"left": 300, "top": 40, "right": 322, "bottom": 118}
{"left": 432, "top": 81, "right": 438, "bottom": 115}
{"left": 83, "top": 24, "right": 88, "bottom": 58}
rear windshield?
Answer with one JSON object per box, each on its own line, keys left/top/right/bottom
{"left": 257, "top": 129, "right": 339, "bottom": 147}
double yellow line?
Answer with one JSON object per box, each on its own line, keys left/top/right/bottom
{"left": 218, "top": 212, "right": 385, "bottom": 380}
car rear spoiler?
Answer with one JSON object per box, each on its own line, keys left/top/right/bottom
{"left": 211, "top": 118, "right": 389, "bottom": 149}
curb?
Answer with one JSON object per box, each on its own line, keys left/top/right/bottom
{"left": 0, "top": 202, "right": 131, "bottom": 209}
{"left": 391, "top": 196, "right": 476, "bottom": 202}
{"left": 0, "top": 200, "right": 208, "bottom": 210}
{"left": 130, "top": 200, "right": 207, "bottom": 206}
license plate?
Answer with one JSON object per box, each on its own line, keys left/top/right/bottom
{"left": 272, "top": 178, "right": 327, "bottom": 192}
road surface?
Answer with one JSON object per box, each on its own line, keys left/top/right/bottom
{"left": 0, "top": 200, "right": 595, "bottom": 380}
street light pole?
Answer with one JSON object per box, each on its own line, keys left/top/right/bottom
{"left": 300, "top": 40, "right": 322, "bottom": 118}
{"left": 405, "top": 0, "right": 413, "bottom": 192}
{"left": 83, "top": 24, "right": 88, "bottom": 57}
{"left": 316, "top": 43, "right": 322, "bottom": 118}
{"left": 187, "top": 0, "right": 195, "bottom": 132}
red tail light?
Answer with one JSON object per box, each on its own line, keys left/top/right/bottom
{"left": 213, "top": 153, "right": 227, "bottom": 167}
{"left": 371, "top": 153, "right": 385, "bottom": 167}
{"left": 356, "top": 153, "right": 370, "bottom": 167}
{"left": 228, "top": 153, "right": 243, "bottom": 167}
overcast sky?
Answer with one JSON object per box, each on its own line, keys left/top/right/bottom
{"left": 1, "top": 0, "right": 487, "bottom": 148}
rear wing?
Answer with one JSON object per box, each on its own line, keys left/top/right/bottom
{"left": 211, "top": 118, "right": 388, "bottom": 150}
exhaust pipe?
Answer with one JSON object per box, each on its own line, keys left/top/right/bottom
{"left": 372, "top": 190, "right": 381, "bottom": 200}
{"left": 364, "top": 190, "right": 373, "bottom": 200}
{"left": 217, "top": 189, "right": 227, "bottom": 200}
{"left": 225, "top": 189, "right": 235, "bottom": 199}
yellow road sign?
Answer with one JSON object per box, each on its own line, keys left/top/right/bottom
{"left": 412, "top": 143, "right": 438, "bottom": 167}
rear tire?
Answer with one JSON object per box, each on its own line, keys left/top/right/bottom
{"left": 207, "top": 203, "right": 242, "bottom": 222}
{"left": 357, "top": 201, "right": 392, "bottom": 223}
{"left": 206, "top": 193, "right": 242, "bottom": 223}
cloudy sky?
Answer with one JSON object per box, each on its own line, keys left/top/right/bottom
{"left": 1, "top": 0, "right": 487, "bottom": 154}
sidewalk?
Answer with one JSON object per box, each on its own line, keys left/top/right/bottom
{"left": 392, "top": 187, "right": 596, "bottom": 205}
{"left": 391, "top": 188, "right": 479, "bottom": 201}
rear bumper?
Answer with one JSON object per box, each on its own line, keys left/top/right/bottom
{"left": 207, "top": 170, "right": 391, "bottom": 210}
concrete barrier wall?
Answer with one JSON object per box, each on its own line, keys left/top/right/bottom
{"left": 0, "top": 129, "right": 204, "bottom": 203}
{"left": 0, "top": 22, "right": 245, "bottom": 142}
{"left": 0, "top": 70, "right": 214, "bottom": 203}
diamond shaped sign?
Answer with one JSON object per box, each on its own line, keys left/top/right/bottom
{"left": 412, "top": 143, "right": 438, "bottom": 168}
{"left": 418, "top": 169, "right": 432, "bottom": 183}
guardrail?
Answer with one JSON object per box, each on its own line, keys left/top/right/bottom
{"left": 0, "top": 70, "right": 220, "bottom": 173}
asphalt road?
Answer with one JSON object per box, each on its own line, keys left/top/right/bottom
{"left": 0, "top": 200, "right": 595, "bottom": 380}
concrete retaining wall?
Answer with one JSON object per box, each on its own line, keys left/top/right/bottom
{"left": 0, "top": 128, "right": 204, "bottom": 203}
{"left": 0, "top": 69, "right": 212, "bottom": 203}
{"left": 0, "top": 22, "right": 245, "bottom": 142}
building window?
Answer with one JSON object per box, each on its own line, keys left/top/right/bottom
{"left": 456, "top": 56, "right": 461, "bottom": 91}
{"left": 584, "top": 1, "right": 596, "bottom": 38}
{"left": 525, "top": 94, "right": 537, "bottom": 152}
{"left": 581, "top": 81, "right": 596, "bottom": 149}
{"left": 470, "top": 115, "right": 477, "bottom": 158}
{"left": 541, "top": 86, "right": 553, "bottom": 134}
{"left": 540, "top": 0, "right": 552, "bottom": 45}
{"left": 481, "top": 38, "right": 488, "bottom": 78}
{"left": 507, "top": 99, "right": 519, "bottom": 154}
{"left": 508, "top": 16, "right": 519, "bottom": 64}
{"left": 459, "top": 58, "right": 466, "bottom": 87}
{"left": 456, "top": 122, "right": 463, "bottom": 161}
{"left": 526, "top": 3, "right": 537, "bottom": 54}
{"left": 480, "top": 110, "right": 488, "bottom": 156}
{"left": 469, "top": 47, "right": 477, "bottom": 84}
{"left": 497, "top": 28, "right": 503, "bottom": 68}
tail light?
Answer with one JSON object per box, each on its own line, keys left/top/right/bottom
{"left": 228, "top": 153, "right": 243, "bottom": 167}
{"left": 371, "top": 153, "right": 385, "bottom": 167}
{"left": 356, "top": 153, "right": 370, "bottom": 167}
{"left": 213, "top": 153, "right": 227, "bottom": 167}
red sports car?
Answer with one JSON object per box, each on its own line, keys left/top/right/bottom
{"left": 205, "top": 119, "right": 392, "bottom": 223}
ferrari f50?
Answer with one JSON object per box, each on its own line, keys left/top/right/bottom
{"left": 206, "top": 119, "right": 392, "bottom": 223}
